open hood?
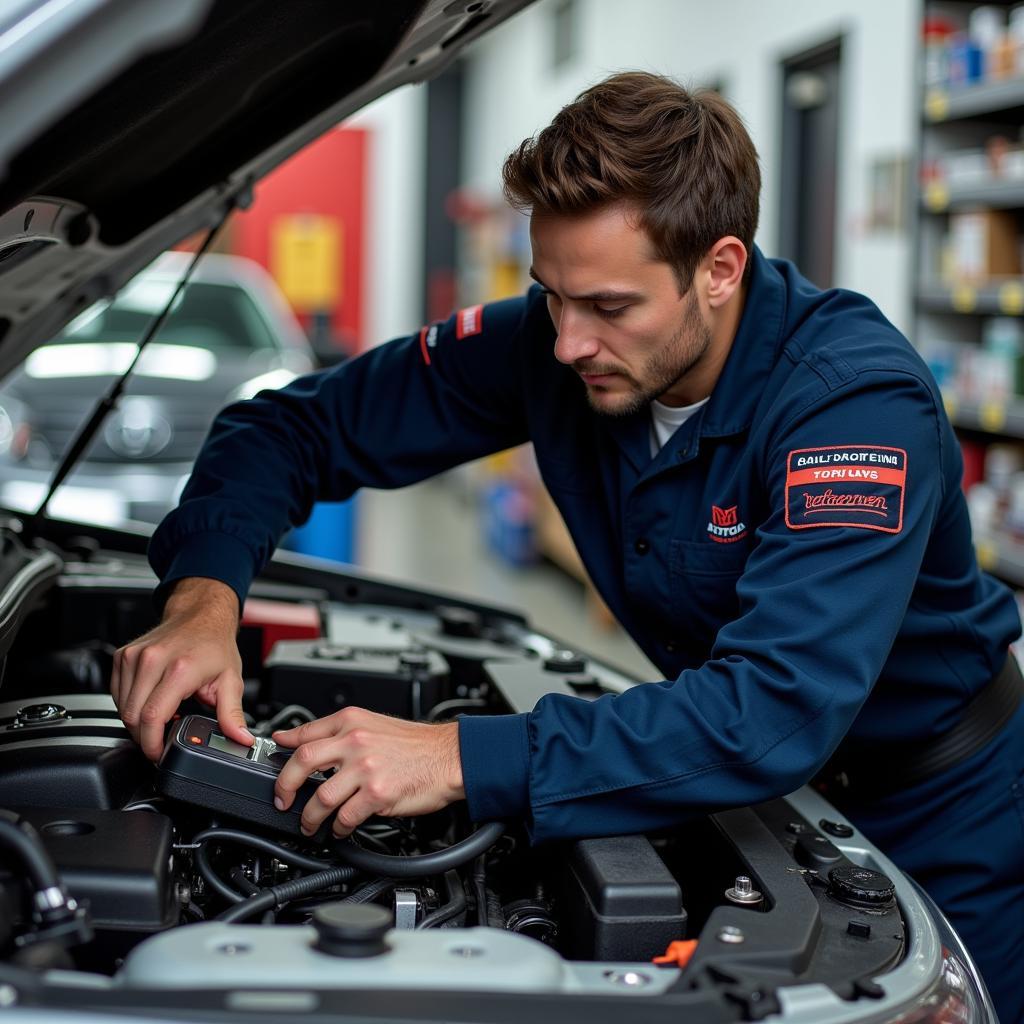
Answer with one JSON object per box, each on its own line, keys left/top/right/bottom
{"left": 0, "top": 0, "right": 532, "bottom": 380}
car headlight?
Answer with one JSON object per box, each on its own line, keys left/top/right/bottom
{"left": 228, "top": 368, "right": 299, "bottom": 403}
{"left": 0, "top": 400, "right": 31, "bottom": 460}
{"left": 885, "top": 879, "right": 997, "bottom": 1023}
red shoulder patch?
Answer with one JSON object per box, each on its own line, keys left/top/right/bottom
{"left": 456, "top": 304, "right": 483, "bottom": 339}
{"left": 784, "top": 445, "right": 906, "bottom": 533}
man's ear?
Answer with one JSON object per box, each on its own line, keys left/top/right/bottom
{"left": 703, "top": 237, "right": 747, "bottom": 309}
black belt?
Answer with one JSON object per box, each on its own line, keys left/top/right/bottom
{"left": 815, "top": 654, "right": 1023, "bottom": 801}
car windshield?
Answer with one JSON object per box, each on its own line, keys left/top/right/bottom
{"left": 54, "top": 279, "right": 279, "bottom": 353}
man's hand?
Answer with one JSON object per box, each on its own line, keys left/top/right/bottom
{"left": 272, "top": 708, "right": 465, "bottom": 837}
{"left": 111, "top": 577, "right": 252, "bottom": 761}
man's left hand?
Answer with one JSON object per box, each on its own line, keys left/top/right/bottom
{"left": 271, "top": 708, "right": 465, "bottom": 837}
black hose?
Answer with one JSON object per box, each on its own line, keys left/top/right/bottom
{"left": 473, "top": 855, "right": 489, "bottom": 926}
{"left": 229, "top": 868, "right": 261, "bottom": 897}
{"left": 0, "top": 811, "right": 62, "bottom": 893}
{"left": 215, "top": 866, "right": 356, "bottom": 924}
{"left": 191, "top": 829, "right": 337, "bottom": 873}
{"left": 343, "top": 877, "right": 396, "bottom": 904}
{"left": 425, "top": 698, "right": 487, "bottom": 723}
{"left": 256, "top": 704, "right": 316, "bottom": 736}
{"left": 417, "top": 871, "right": 467, "bottom": 929}
{"left": 194, "top": 842, "right": 244, "bottom": 904}
{"left": 333, "top": 821, "right": 505, "bottom": 878}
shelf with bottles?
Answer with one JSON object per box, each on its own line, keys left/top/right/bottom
{"left": 920, "top": 316, "right": 1024, "bottom": 435}
{"left": 915, "top": 199, "right": 1023, "bottom": 311}
{"left": 921, "top": 136, "right": 1024, "bottom": 211}
{"left": 923, "top": 6, "right": 1024, "bottom": 123}
{"left": 961, "top": 435, "right": 1024, "bottom": 584}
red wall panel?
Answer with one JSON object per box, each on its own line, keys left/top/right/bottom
{"left": 230, "top": 127, "right": 368, "bottom": 353}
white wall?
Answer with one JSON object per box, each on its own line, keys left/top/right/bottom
{"left": 462, "top": 0, "right": 918, "bottom": 332}
{"left": 346, "top": 84, "right": 428, "bottom": 346}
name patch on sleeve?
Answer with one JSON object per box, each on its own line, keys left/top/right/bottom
{"left": 784, "top": 445, "right": 906, "bottom": 533}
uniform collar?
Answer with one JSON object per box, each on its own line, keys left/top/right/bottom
{"left": 699, "top": 245, "right": 787, "bottom": 438}
{"left": 600, "top": 246, "right": 788, "bottom": 472}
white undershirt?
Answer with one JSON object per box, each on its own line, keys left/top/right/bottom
{"left": 649, "top": 396, "right": 710, "bottom": 456}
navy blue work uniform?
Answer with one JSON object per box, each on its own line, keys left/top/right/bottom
{"left": 151, "top": 248, "right": 1024, "bottom": 1019}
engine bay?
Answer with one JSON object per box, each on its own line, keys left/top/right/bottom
{"left": 0, "top": 530, "right": 948, "bottom": 1023}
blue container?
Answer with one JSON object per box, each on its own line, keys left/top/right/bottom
{"left": 481, "top": 482, "right": 537, "bottom": 567}
{"left": 281, "top": 497, "right": 357, "bottom": 564}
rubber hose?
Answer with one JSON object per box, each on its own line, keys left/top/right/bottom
{"left": 342, "top": 877, "right": 396, "bottom": 904}
{"left": 0, "top": 811, "right": 63, "bottom": 892}
{"left": 191, "top": 828, "right": 337, "bottom": 872}
{"left": 333, "top": 821, "right": 505, "bottom": 878}
{"left": 416, "top": 871, "right": 467, "bottom": 929}
{"left": 194, "top": 842, "right": 244, "bottom": 904}
{"left": 215, "top": 866, "right": 356, "bottom": 924}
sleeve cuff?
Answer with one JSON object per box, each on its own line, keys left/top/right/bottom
{"left": 458, "top": 712, "right": 531, "bottom": 823}
{"left": 148, "top": 531, "right": 255, "bottom": 614}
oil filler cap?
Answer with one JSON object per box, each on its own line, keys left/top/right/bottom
{"left": 544, "top": 649, "right": 587, "bottom": 673}
{"left": 827, "top": 865, "right": 896, "bottom": 910}
{"left": 14, "top": 703, "right": 69, "bottom": 727}
{"left": 313, "top": 903, "right": 391, "bottom": 958}
{"left": 438, "top": 606, "right": 483, "bottom": 638}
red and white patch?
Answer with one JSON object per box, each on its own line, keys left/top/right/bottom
{"left": 418, "top": 323, "right": 440, "bottom": 365}
{"left": 456, "top": 304, "right": 483, "bottom": 339}
{"left": 784, "top": 445, "right": 907, "bottom": 533}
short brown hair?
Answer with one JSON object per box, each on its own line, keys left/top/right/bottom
{"left": 502, "top": 71, "right": 761, "bottom": 289}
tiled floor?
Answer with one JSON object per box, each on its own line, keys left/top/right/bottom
{"left": 356, "top": 474, "right": 658, "bottom": 680}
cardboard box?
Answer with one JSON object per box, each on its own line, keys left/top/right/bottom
{"left": 950, "top": 210, "right": 1021, "bottom": 280}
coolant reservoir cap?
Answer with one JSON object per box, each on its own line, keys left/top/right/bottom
{"left": 438, "top": 605, "right": 483, "bottom": 638}
{"left": 827, "top": 865, "right": 896, "bottom": 909}
{"left": 544, "top": 649, "right": 587, "bottom": 673}
{"left": 312, "top": 902, "right": 391, "bottom": 958}
{"left": 15, "top": 703, "right": 69, "bottom": 726}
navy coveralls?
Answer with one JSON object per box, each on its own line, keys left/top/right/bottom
{"left": 151, "top": 249, "right": 1024, "bottom": 1017}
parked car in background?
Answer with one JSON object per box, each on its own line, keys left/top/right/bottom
{"left": 0, "top": 252, "right": 314, "bottom": 526}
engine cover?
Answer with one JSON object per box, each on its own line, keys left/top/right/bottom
{"left": 0, "top": 694, "right": 150, "bottom": 808}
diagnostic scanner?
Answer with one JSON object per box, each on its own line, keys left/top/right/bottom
{"left": 156, "top": 714, "right": 329, "bottom": 840}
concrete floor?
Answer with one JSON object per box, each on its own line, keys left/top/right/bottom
{"left": 356, "top": 473, "right": 658, "bottom": 680}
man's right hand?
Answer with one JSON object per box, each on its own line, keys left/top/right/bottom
{"left": 111, "top": 577, "right": 253, "bottom": 761}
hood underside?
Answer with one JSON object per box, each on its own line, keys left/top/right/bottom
{"left": 0, "top": 0, "right": 532, "bottom": 378}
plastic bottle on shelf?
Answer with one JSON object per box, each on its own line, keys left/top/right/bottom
{"left": 922, "top": 16, "right": 957, "bottom": 87}
{"left": 1010, "top": 6, "right": 1024, "bottom": 75}
{"left": 967, "top": 480, "right": 999, "bottom": 537}
{"left": 970, "top": 6, "right": 1007, "bottom": 78}
{"left": 982, "top": 317, "right": 1024, "bottom": 399}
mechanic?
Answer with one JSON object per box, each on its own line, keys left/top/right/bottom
{"left": 112, "top": 73, "right": 1024, "bottom": 1020}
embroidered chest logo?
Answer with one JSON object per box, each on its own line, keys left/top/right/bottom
{"left": 784, "top": 445, "right": 907, "bottom": 533}
{"left": 707, "top": 504, "right": 747, "bottom": 543}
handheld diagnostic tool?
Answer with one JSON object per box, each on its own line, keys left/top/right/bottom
{"left": 156, "top": 715, "right": 329, "bottom": 840}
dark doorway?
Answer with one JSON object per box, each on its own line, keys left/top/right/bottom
{"left": 778, "top": 39, "right": 842, "bottom": 289}
{"left": 423, "top": 62, "right": 464, "bottom": 323}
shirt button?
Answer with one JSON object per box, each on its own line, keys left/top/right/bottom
{"left": 665, "top": 641, "right": 678, "bottom": 653}
{"left": 634, "top": 538, "right": 650, "bottom": 555}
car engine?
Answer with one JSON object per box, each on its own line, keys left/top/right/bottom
{"left": 0, "top": 529, "right": 979, "bottom": 1023}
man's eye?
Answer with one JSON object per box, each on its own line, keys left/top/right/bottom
{"left": 596, "top": 305, "right": 627, "bottom": 320}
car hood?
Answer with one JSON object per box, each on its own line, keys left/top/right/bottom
{"left": 0, "top": 0, "right": 533, "bottom": 380}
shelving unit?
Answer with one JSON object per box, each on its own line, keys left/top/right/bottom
{"left": 915, "top": 2, "right": 1024, "bottom": 591}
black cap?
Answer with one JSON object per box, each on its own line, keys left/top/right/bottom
{"left": 312, "top": 903, "right": 391, "bottom": 958}
{"left": 827, "top": 865, "right": 896, "bottom": 910}
{"left": 544, "top": 650, "right": 587, "bottom": 673}
{"left": 438, "top": 606, "right": 483, "bottom": 638}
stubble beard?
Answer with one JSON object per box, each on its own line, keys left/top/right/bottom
{"left": 581, "top": 291, "right": 713, "bottom": 418}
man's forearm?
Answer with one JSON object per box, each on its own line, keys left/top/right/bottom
{"left": 163, "top": 577, "right": 240, "bottom": 632}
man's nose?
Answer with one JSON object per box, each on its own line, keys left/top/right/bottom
{"left": 553, "top": 310, "right": 600, "bottom": 365}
